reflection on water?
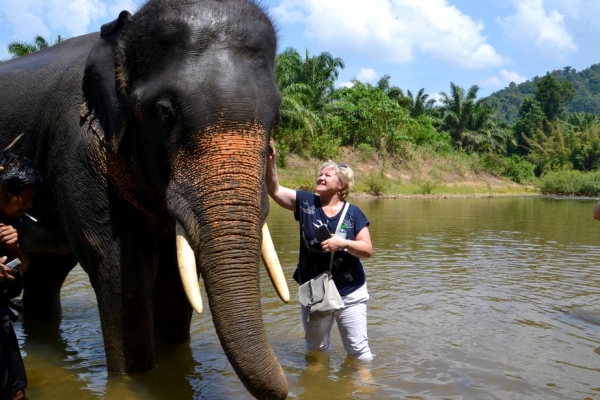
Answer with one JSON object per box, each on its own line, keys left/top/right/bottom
{"left": 16, "top": 197, "right": 600, "bottom": 399}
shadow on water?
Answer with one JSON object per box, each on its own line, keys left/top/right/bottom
{"left": 572, "top": 307, "right": 600, "bottom": 327}
{"left": 104, "top": 341, "right": 196, "bottom": 399}
{"left": 287, "top": 352, "right": 380, "bottom": 399}
{"left": 21, "top": 314, "right": 200, "bottom": 399}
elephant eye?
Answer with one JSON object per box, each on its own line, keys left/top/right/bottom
{"left": 156, "top": 99, "right": 178, "bottom": 130}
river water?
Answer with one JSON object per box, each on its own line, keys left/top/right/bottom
{"left": 17, "top": 197, "right": 600, "bottom": 399}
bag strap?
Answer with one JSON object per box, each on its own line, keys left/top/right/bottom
{"left": 329, "top": 202, "right": 350, "bottom": 272}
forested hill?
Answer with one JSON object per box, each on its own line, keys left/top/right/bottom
{"left": 486, "top": 63, "right": 600, "bottom": 124}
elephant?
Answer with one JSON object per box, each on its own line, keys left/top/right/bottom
{"left": 0, "top": 0, "right": 290, "bottom": 398}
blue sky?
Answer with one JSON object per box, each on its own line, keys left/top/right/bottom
{"left": 1, "top": 0, "right": 598, "bottom": 99}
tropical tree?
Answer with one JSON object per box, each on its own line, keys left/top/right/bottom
{"left": 406, "top": 88, "right": 436, "bottom": 117}
{"left": 8, "top": 35, "right": 65, "bottom": 58}
{"left": 534, "top": 73, "right": 576, "bottom": 121}
{"left": 567, "top": 112, "right": 599, "bottom": 132}
{"left": 275, "top": 47, "right": 304, "bottom": 90}
{"left": 519, "top": 117, "right": 600, "bottom": 175}
{"left": 439, "top": 82, "right": 478, "bottom": 146}
{"left": 275, "top": 47, "right": 345, "bottom": 112}
{"left": 523, "top": 120, "right": 575, "bottom": 173}
{"left": 325, "top": 80, "right": 443, "bottom": 154}
{"left": 274, "top": 47, "right": 346, "bottom": 154}
{"left": 438, "top": 82, "right": 496, "bottom": 149}
{"left": 304, "top": 50, "right": 345, "bottom": 111}
{"left": 275, "top": 49, "right": 319, "bottom": 134}
{"left": 376, "top": 75, "right": 408, "bottom": 106}
{"left": 278, "top": 83, "right": 322, "bottom": 137}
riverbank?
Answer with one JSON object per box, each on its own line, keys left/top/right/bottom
{"left": 277, "top": 147, "right": 539, "bottom": 198}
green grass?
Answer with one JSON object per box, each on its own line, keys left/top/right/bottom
{"left": 363, "top": 170, "right": 389, "bottom": 195}
{"left": 275, "top": 147, "right": 541, "bottom": 198}
{"left": 540, "top": 170, "right": 600, "bottom": 196}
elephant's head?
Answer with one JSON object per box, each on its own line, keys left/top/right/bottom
{"left": 81, "top": 0, "right": 287, "bottom": 398}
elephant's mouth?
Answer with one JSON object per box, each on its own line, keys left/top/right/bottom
{"left": 175, "top": 221, "right": 289, "bottom": 313}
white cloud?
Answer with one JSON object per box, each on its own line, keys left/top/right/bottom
{"left": 356, "top": 67, "right": 378, "bottom": 83}
{"left": 497, "top": 0, "right": 577, "bottom": 56}
{"left": 339, "top": 81, "right": 355, "bottom": 88}
{"left": 272, "top": 0, "right": 507, "bottom": 69}
{"left": 499, "top": 69, "right": 527, "bottom": 84}
{"left": 542, "top": 0, "right": 600, "bottom": 31}
{"left": 429, "top": 92, "right": 443, "bottom": 105}
{"left": 0, "top": 0, "right": 136, "bottom": 60}
{"left": 481, "top": 76, "right": 502, "bottom": 87}
{"left": 481, "top": 69, "right": 527, "bottom": 88}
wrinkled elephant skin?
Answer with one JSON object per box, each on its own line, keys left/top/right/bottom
{"left": 0, "top": 0, "right": 286, "bottom": 398}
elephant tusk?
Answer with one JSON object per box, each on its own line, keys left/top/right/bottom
{"left": 261, "top": 223, "right": 289, "bottom": 303}
{"left": 176, "top": 221, "right": 203, "bottom": 313}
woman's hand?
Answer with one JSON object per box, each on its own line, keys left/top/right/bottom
{"left": 321, "top": 227, "right": 372, "bottom": 259}
{"left": 0, "top": 224, "right": 19, "bottom": 251}
{"left": 0, "top": 256, "right": 18, "bottom": 282}
{"left": 268, "top": 140, "right": 277, "bottom": 162}
{"left": 321, "top": 235, "right": 348, "bottom": 253}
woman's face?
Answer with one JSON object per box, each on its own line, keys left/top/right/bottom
{"left": 0, "top": 187, "right": 36, "bottom": 219}
{"left": 316, "top": 166, "right": 343, "bottom": 195}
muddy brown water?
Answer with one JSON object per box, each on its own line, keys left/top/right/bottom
{"left": 17, "top": 197, "right": 600, "bottom": 399}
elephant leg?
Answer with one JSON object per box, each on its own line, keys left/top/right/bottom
{"left": 153, "top": 237, "right": 193, "bottom": 342}
{"left": 82, "top": 233, "right": 156, "bottom": 372}
{"left": 64, "top": 199, "right": 158, "bottom": 373}
{"left": 22, "top": 253, "right": 78, "bottom": 319}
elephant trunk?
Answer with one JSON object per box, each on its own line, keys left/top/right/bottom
{"left": 202, "top": 243, "right": 287, "bottom": 399}
{"left": 168, "top": 127, "right": 287, "bottom": 399}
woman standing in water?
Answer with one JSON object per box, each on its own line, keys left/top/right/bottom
{"left": 266, "top": 142, "right": 373, "bottom": 361}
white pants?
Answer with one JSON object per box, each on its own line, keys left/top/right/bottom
{"left": 301, "top": 282, "right": 373, "bottom": 361}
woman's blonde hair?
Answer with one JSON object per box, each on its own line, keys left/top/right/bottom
{"left": 319, "top": 160, "right": 354, "bottom": 200}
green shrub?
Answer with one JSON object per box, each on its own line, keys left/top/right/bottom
{"left": 275, "top": 141, "right": 289, "bottom": 169}
{"left": 357, "top": 143, "right": 376, "bottom": 162}
{"left": 540, "top": 170, "right": 600, "bottom": 196}
{"left": 480, "top": 154, "right": 535, "bottom": 183}
{"left": 289, "top": 173, "right": 316, "bottom": 192}
{"left": 309, "top": 133, "right": 340, "bottom": 160}
{"left": 363, "top": 170, "right": 388, "bottom": 196}
{"left": 417, "top": 179, "right": 437, "bottom": 195}
{"left": 503, "top": 155, "right": 536, "bottom": 183}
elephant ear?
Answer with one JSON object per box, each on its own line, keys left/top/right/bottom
{"left": 81, "top": 10, "right": 132, "bottom": 148}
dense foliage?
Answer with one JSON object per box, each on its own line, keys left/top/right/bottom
{"left": 8, "top": 35, "right": 65, "bottom": 58}
{"left": 273, "top": 47, "right": 600, "bottom": 195}
{"left": 540, "top": 170, "right": 600, "bottom": 196}
{"left": 487, "top": 64, "right": 600, "bottom": 124}
{"left": 274, "top": 47, "right": 522, "bottom": 179}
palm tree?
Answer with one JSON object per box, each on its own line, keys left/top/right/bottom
{"left": 407, "top": 88, "right": 436, "bottom": 117}
{"left": 275, "top": 47, "right": 345, "bottom": 138}
{"left": 302, "top": 49, "right": 345, "bottom": 111}
{"left": 278, "top": 83, "right": 322, "bottom": 137}
{"left": 8, "top": 35, "right": 65, "bottom": 58}
{"left": 376, "top": 75, "right": 406, "bottom": 104}
{"left": 568, "top": 112, "right": 600, "bottom": 132}
{"left": 275, "top": 48, "right": 304, "bottom": 90}
{"left": 275, "top": 48, "right": 326, "bottom": 139}
{"left": 439, "top": 82, "right": 494, "bottom": 148}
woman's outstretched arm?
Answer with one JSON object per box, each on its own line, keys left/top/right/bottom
{"left": 266, "top": 141, "right": 297, "bottom": 211}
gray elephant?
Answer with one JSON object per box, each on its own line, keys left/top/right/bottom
{"left": 0, "top": 0, "right": 289, "bottom": 398}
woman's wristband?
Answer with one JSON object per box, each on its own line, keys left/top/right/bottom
{"left": 344, "top": 240, "right": 350, "bottom": 252}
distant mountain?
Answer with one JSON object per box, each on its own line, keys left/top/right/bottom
{"left": 486, "top": 64, "right": 600, "bottom": 124}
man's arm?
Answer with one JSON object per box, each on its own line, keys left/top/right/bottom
{"left": 0, "top": 224, "right": 28, "bottom": 273}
